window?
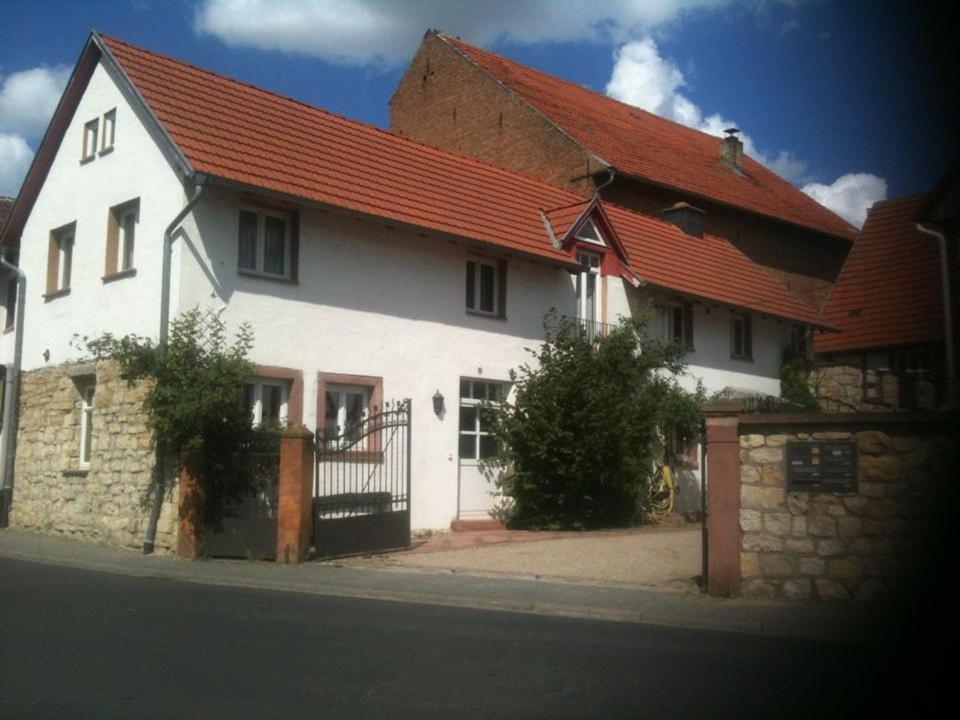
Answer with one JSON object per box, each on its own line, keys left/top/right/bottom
{"left": 82, "top": 119, "right": 99, "bottom": 161}
{"left": 79, "top": 384, "right": 95, "bottom": 468}
{"left": 574, "top": 218, "right": 604, "bottom": 245}
{"left": 324, "top": 385, "right": 369, "bottom": 449}
{"left": 46, "top": 223, "right": 75, "bottom": 296}
{"left": 101, "top": 109, "right": 116, "bottom": 153}
{"left": 244, "top": 379, "right": 289, "bottom": 427}
{"left": 575, "top": 252, "right": 601, "bottom": 324}
{"left": 789, "top": 325, "right": 808, "bottom": 358}
{"left": 665, "top": 426, "right": 698, "bottom": 469}
{"left": 238, "top": 208, "right": 291, "bottom": 279}
{"left": 458, "top": 378, "right": 509, "bottom": 461}
{"left": 466, "top": 257, "right": 506, "bottom": 316}
{"left": 892, "top": 348, "right": 933, "bottom": 379}
{"left": 105, "top": 199, "right": 138, "bottom": 277}
{"left": 730, "top": 311, "right": 752, "bottom": 360}
{"left": 666, "top": 302, "right": 694, "bottom": 349}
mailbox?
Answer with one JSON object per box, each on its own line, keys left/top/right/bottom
{"left": 786, "top": 441, "right": 858, "bottom": 494}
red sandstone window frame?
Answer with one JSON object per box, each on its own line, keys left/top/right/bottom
{"left": 316, "top": 371, "right": 384, "bottom": 461}
{"left": 249, "top": 365, "right": 303, "bottom": 427}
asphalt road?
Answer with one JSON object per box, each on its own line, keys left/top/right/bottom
{"left": 0, "top": 557, "right": 892, "bottom": 719}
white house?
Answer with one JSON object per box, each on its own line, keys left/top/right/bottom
{"left": 0, "top": 33, "right": 832, "bottom": 549}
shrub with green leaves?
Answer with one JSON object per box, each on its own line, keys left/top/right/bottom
{"left": 482, "top": 309, "right": 704, "bottom": 530}
{"left": 86, "top": 308, "right": 267, "bottom": 523}
{"left": 779, "top": 348, "right": 820, "bottom": 411}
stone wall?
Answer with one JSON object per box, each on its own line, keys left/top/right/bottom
{"left": 10, "top": 359, "right": 178, "bottom": 551}
{"left": 738, "top": 419, "right": 954, "bottom": 601}
{"left": 812, "top": 363, "right": 937, "bottom": 412}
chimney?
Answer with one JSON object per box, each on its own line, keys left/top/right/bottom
{"left": 662, "top": 202, "right": 706, "bottom": 237}
{"left": 720, "top": 127, "right": 743, "bottom": 169}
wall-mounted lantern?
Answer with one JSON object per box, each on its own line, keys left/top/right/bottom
{"left": 432, "top": 389, "right": 445, "bottom": 417}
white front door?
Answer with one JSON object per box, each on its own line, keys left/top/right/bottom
{"left": 457, "top": 378, "right": 509, "bottom": 518}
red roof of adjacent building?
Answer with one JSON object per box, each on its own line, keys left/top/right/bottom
{"left": 438, "top": 33, "right": 856, "bottom": 242}
{"left": 816, "top": 194, "right": 943, "bottom": 352}
{"left": 2, "top": 33, "right": 830, "bottom": 328}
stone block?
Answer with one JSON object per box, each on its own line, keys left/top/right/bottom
{"left": 740, "top": 465, "right": 760, "bottom": 484}
{"left": 787, "top": 494, "right": 810, "bottom": 515}
{"left": 843, "top": 496, "right": 870, "bottom": 516}
{"left": 740, "top": 509, "right": 763, "bottom": 533}
{"left": 783, "top": 578, "right": 813, "bottom": 600}
{"left": 812, "top": 431, "right": 853, "bottom": 441}
{"left": 837, "top": 517, "right": 861, "bottom": 538}
{"left": 741, "top": 552, "right": 760, "bottom": 578}
{"left": 763, "top": 512, "right": 792, "bottom": 537}
{"left": 740, "top": 434, "right": 765, "bottom": 448}
{"left": 741, "top": 485, "right": 786, "bottom": 511}
{"left": 742, "top": 579, "right": 779, "bottom": 599}
{"left": 742, "top": 534, "right": 784, "bottom": 553}
{"left": 799, "top": 557, "right": 825, "bottom": 576}
{"left": 760, "top": 464, "right": 785, "bottom": 486}
{"left": 786, "top": 538, "right": 815, "bottom": 554}
{"left": 860, "top": 455, "right": 901, "bottom": 482}
{"left": 817, "top": 540, "right": 844, "bottom": 557}
{"left": 859, "top": 482, "right": 885, "bottom": 499}
{"left": 760, "top": 554, "right": 795, "bottom": 579}
{"left": 855, "top": 431, "right": 890, "bottom": 455}
{"left": 748, "top": 447, "right": 783, "bottom": 465}
{"left": 765, "top": 435, "right": 790, "bottom": 447}
{"left": 791, "top": 516, "right": 807, "bottom": 537}
{"left": 808, "top": 516, "right": 836, "bottom": 537}
{"left": 827, "top": 557, "right": 863, "bottom": 587}
{"left": 816, "top": 579, "right": 850, "bottom": 602}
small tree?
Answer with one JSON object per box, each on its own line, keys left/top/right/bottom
{"left": 779, "top": 347, "right": 820, "bottom": 411}
{"left": 86, "top": 308, "right": 264, "bottom": 525}
{"left": 483, "top": 309, "right": 704, "bottom": 530}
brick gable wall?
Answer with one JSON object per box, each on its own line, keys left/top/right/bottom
{"left": 390, "top": 33, "right": 602, "bottom": 195}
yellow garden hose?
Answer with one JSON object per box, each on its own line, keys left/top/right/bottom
{"left": 649, "top": 465, "right": 675, "bottom": 516}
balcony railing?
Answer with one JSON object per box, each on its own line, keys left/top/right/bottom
{"left": 554, "top": 316, "right": 619, "bottom": 341}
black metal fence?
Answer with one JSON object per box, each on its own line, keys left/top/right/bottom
{"left": 313, "top": 399, "right": 411, "bottom": 558}
{"left": 203, "top": 432, "right": 281, "bottom": 559}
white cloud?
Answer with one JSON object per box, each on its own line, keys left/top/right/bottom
{"left": 802, "top": 174, "right": 887, "bottom": 228}
{"left": 0, "top": 65, "right": 71, "bottom": 138}
{"left": 195, "top": 0, "right": 734, "bottom": 67}
{"left": 604, "top": 37, "right": 885, "bottom": 226}
{"left": 0, "top": 133, "right": 33, "bottom": 197}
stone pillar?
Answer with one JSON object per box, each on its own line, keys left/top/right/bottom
{"left": 277, "top": 425, "right": 314, "bottom": 564}
{"left": 177, "top": 450, "right": 204, "bottom": 559}
{"left": 705, "top": 408, "right": 742, "bottom": 597}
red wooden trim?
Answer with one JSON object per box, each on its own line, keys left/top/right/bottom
{"left": 253, "top": 365, "right": 303, "bottom": 425}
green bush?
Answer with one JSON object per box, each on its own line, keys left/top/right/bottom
{"left": 482, "top": 309, "right": 703, "bottom": 530}
{"left": 86, "top": 308, "right": 266, "bottom": 524}
{"left": 779, "top": 348, "right": 820, "bottom": 411}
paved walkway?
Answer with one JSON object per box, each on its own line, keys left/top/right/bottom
{"left": 345, "top": 526, "right": 702, "bottom": 592}
{"left": 0, "top": 528, "right": 886, "bottom": 644}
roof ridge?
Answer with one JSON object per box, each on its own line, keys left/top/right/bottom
{"left": 98, "top": 33, "right": 593, "bottom": 206}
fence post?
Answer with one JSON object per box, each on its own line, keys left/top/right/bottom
{"left": 277, "top": 425, "right": 314, "bottom": 564}
{"left": 177, "top": 450, "right": 204, "bottom": 559}
{"left": 704, "top": 402, "right": 743, "bottom": 597}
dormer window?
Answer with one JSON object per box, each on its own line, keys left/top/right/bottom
{"left": 574, "top": 218, "right": 604, "bottom": 245}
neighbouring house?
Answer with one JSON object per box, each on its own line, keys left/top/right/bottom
{"left": 0, "top": 32, "right": 835, "bottom": 550}
{"left": 390, "top": 30, "right": 856, "bottom": 309}
{"left": 815, "top": 189, "right": 956, "bottom": 410}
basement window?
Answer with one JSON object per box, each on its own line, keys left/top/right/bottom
{"left": 79, "top": 383, "right": 95, "bottom": 468}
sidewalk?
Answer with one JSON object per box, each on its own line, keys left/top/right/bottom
{"left": 0, "top": 528, "right": 884, "bottom": 644}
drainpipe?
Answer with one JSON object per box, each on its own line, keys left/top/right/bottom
{"left": 916, "top": 223, "right": 955, "bottom": 409}
{"left": 0, "top": 255, "right": 26, "bottom": 527}
{"left": 142, "top": 178, "right": 206, "bottom": 554}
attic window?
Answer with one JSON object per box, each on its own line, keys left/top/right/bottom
{"left": 82, "top": 119, "right": 99, "bottom": 161}
{"left": 574, "top": 218, "right": 604, "bottom": 245}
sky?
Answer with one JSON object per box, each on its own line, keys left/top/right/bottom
{"left": 0, "top": 0, "right": 957, "bottom": 228}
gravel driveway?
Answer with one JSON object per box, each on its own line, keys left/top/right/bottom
{"left": 341, "top": 526, "right": 703, "bottom": 592}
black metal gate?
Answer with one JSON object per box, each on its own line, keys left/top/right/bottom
{"left": 313, "top": 399, "right": 411, "bottom": 558}
{"left": 203, "top": 434, "right": 280, "bottom": 559}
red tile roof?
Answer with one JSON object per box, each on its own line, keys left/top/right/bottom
{"left": 439, "top": 33, "right": 856, "bottom": 242}
{"left": 816, "top": 194, "right": 943, "bottom": 352}
{"left": 94, "top": 34, "right": 828, "bottom": 328}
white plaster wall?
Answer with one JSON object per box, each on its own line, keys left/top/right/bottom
{"left": 178, "top": 186, "right": 577, "bottom": 529}
{"left": 606, "top": 277, "right": 792, "bottom": 396}
{"left": 14, "top": 60, "right": 187, "bottom": 373}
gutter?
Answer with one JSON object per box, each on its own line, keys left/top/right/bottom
{"left": 142, "top": 177, "right": 205, "bottom": 554}
{"left": 0, "top": 255, "right": 26, "bottom": 527}
{"left": 915, "top": 222, "right": 956, "bottom": 409}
